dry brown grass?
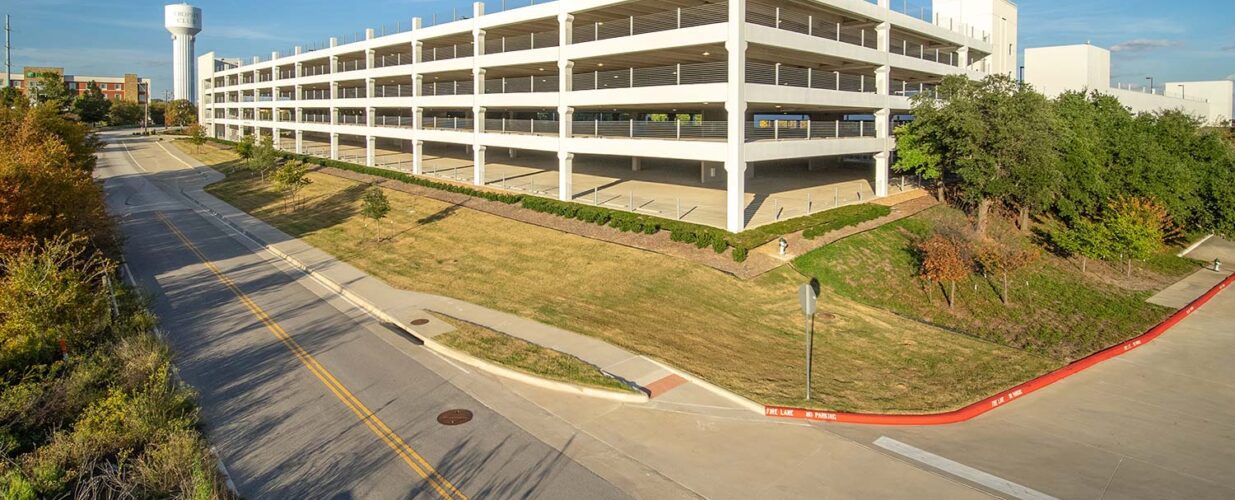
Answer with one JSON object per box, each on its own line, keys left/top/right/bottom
{"left": 192, "top": 142, "right": 1059, "bottom": 413}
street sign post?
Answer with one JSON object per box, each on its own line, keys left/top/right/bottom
{"left": 799, "top": 283, "right": 818, "bottom": 400}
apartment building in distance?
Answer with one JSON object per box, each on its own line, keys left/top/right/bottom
{"left": 5, "top": 66, "right": 152, "bottom": 103}
{"left": 1024, "top": 44, "right": 1234, "bottom": 127}
{"left": 199, "top": 0, "right": 1012, "bottom": 232}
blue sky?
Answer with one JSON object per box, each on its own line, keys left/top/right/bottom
{"left": 7, "top": 0, "right": 1234, "bottom": 98}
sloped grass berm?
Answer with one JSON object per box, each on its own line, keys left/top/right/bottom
{"left": 203, "top": 137, "right": 888, "bottom": 262}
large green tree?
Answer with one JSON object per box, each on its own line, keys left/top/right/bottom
{"left": 163, "top": 99, "right": 197, "bottom": 127}
{"left": 107, "top": 99, "right": 144, "bottom": 126}
{"left": 71, "top": 81, "right": 111, "bottom": 125}
{"left": 27, "top": 74, "right": 71, "bottom": 111}
{"left": 895, "top": 74, "right": 1060, "bottom": 236}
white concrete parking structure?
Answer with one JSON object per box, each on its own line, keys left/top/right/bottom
{"left": 198, "top": 0, "right": 1004, "bottom": 231}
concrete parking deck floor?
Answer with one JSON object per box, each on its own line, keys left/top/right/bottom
{"left": 289, "top": 138, "right": 921, "bottom": 230}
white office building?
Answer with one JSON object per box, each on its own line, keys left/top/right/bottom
{"left": 199, "top": 0, "right": 1006, "bottom": 232}
{"left": 1024, "top": 44, "right": 1234, "bottom": 127}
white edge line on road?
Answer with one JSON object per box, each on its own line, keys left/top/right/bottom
{"left": 1178, "top": 234, "right": 1214, "bottom": 257}
{"left": 873, "top": 436, "right": 1058, "bottom": 500}
{"left": 155, "top": 140, "right": 197, "bottom": 169}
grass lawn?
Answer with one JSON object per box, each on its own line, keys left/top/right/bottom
{"left": 186, "top": 140, "right": 1059, "bottom": 413}
{"left": 432, "top": 314, "right": 637, "bottom": 394}
{"left": 794, "top": 206, "right": 1200, "bottom": 360}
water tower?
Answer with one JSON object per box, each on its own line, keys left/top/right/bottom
{"left": 164, "top": 3, "right": 202, "bottom": 103}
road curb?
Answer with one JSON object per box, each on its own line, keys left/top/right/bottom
{"left": 765, "top": 271, "right": 1235, "bottom": 425}
{"left": 1178, "top": 234, "right": 1215, "bottom": 257}
{"left": 177, "top": 183, "right": 649, "bottom": 404}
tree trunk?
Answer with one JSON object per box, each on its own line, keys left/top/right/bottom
{"left": 1018, "top": 206, "right": 1030, "bottom": 233}
{"left": 948, "top": 281, "right": 956, "bottom": 309}
{"left": 1127, "top": 259, "right": 1133, "bottom": 276}
{"left": 936, "top": 180, "right": 947, "bottom": 204}
{"left": 1081, "top": 255, "right": 1087, "bottom": 274}
{"left": 976, "top": 198, "right": 992, "bottom": 237}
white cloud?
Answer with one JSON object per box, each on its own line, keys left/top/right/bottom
{"left": 1110, "top": 39, "right": 1184, "bottom": 53}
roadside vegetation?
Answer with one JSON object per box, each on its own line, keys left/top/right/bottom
{"left": 432, "top": 315, "right": 638, "bottom": 394}
{"left": 1, "top": 94, "right": 230, "bottom": 497}
{"left": 194, "top": 141, "right": 1055, "bottom": 412}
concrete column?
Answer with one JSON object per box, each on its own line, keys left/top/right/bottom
{"left": 475, "top": 30, "right": 487, "bottom": 57}
{"left": 330, "top": 133, "right": 339, "bottom": 160}
{"left": 413, "top": 140, "right": 424, "bottom": 175}
{"left": 329, "top": 54, "right": 338, "bottom": 74}
{"left": 473, "top": 145, "right": 486, "bottom": 186}
{"left": 474, "top": 68, "right": 486, "bottom": 96}
{"left": 365, "top": 28, "right": 375, "bottom": 41}
{"left": 329, "top": 37, "right": 338, "bottom": 48}
{"left": 559, "top": 14, "right": 574, "bottom": 45}
{"left": 272, "top": 128, "right": 281, "bottom": 149}
{"left": 330, "top": 81, "right": 338, "bottom": 100}
{"left": 558, "top": 152, "right": 574, "bottom": 201}
{"left": 632, "top": 157, "right": 642, "bottom": 171}
{"left": 875, "top": 65, "right": 890, "bottom": 96}
{"left": 295, "top": 130, "right": 304, "bottom": 154}
{"left": 724, "top": 0, "right": 749, "bottom": 233}
{"left": 876, "top": 22, "right": 890, "bottom": 53}
{"left": 413, "top": 41, "right": 423, "bottom": 65}
{"left": 958, "top": 46, "right": 970, "bottom": 67}
{"left": 874, "top": 151, "right": 890, "bottom": 197}
{"left": 366, "top": 77, "right": 375, "bottom": 100}
{"left": 508, "top": 148, "right": 518, "bottom": 159}
{"left": 366, "top": 136, "right": 376, "bottom": 166}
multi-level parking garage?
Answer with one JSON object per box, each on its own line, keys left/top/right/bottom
{"left": 199, "top": 0, "right": 1005, "bottom": 231}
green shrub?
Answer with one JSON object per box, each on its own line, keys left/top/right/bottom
{"left": 732, "top": 247, "right": 749, "bottom": 262}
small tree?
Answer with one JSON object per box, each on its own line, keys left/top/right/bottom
{"left": 976, "top": 241, "right": 1039, "bottom": 305}
{"left": 28, "top": 74, "right": 71, "bottom": 111}
{"left": 1105, "top": 196, "right": 1169, "bottom": 275}
{"left": 360, "top": 184, "right": 391, "bottom": 240}
{"left": 272, "top": 160, "right": 312, "bottom": 212}
{"left": 1049, "top": 218, "right": 1112, "bottom": 273}
{"left": 917, "top": 233, "right": 972, "bottom": 308}
{"left": 245, "top": 136, "right": 278, "bottom": 181}
{"left": 234, "top": 135, "right": 255, "bottom": 160}
{"left": 187, "top": 124, "right": 206, "bottom": 152}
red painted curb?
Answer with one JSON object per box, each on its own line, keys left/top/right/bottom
{"left": 766, "top": 272, "right": 1235, "bottom": 426}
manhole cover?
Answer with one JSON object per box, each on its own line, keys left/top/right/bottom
{"left": 437, "top": 409, "right": 473, "bottom": 426}
{"left": 409, "top": 318, "right": 430, "bottom": 326}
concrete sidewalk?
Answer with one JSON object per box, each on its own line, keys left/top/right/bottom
{"left": 154, "top": 138, "right": 762, "bottom": 418}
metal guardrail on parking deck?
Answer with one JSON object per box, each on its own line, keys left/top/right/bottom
{"left": 572, "top": 2, "right": 728, "bottom": 44}
{"left": 373, "top": 84, "right": 414, "bottom": 98}
{"left": 572, "top": 120, "right": 727, "bottom": 140}
{"left": 422, "top": 117, "right": 474, "bottom": 131}
{"left": 484, "top": 75, "right": 559, "bottom": 94}
{"left": 746, "top": 120, "right": 877, "bottom": 141}
{"left": 746, "top": 62, "right": 875, "bottom": 93}
{"left": 746, "top": 3, "right": 878, "bottom": 50}
{"left": 374, "top": 53, "right": 413, "bottom": 68}
{"left": 421, "top": 80, "right": 475, "bottom": 96}
{"left": 484, "top": 118, "right": 559, "bottom": 135}
{"left": 422, "top": 42, "right": 475, "bottom": 62}
{"left": 573, "top": 61, "right": 727, "bottom": 91}
{"left": 485, "top": 29, "right": 560, "bottom": 54}
{"left": 375, "top": 116, "right": 414, "bottom": 128}
{"left": 890, "top": 37, "right": 959, "bottom": 65}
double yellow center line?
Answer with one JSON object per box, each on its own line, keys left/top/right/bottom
{"left": 155, "top": 211, "right": 466, "bottom": 499}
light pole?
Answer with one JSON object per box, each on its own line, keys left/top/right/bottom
{"left": 798, "top": 279, "right": 820, "bottom": 401}
{"left": 140, "top": 82, "right": 149, "bottom": 134}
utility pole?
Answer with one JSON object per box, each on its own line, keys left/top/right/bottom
{"left": 141, "top": 82, "right": 150, "bottom": 134}
{"left": 4, "top": 15, "right": 11, "bottom": 91}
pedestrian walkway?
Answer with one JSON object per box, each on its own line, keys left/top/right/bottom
{"left": 154, "top": 138, "right": 762, "bottom": 417}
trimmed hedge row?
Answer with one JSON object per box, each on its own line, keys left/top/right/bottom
{"left": 801, "top": 204, "right": 893, "bottom": 239}
{"left": 198, "top": 137, "right": 889, "bottom": 262}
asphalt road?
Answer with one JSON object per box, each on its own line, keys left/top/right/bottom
{"left": 98, "top": 135, "right": 629, "bottom": 499}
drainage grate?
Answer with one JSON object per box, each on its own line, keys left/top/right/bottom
{"left": 410, "top": 318, "right": 430, "bottom": 326}
{"left": 437, "top": 409, "right": 473, "bottom": 426}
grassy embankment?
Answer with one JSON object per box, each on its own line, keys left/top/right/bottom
{"left": 183, "top": 140, "right": 1188, "bottom": 412}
